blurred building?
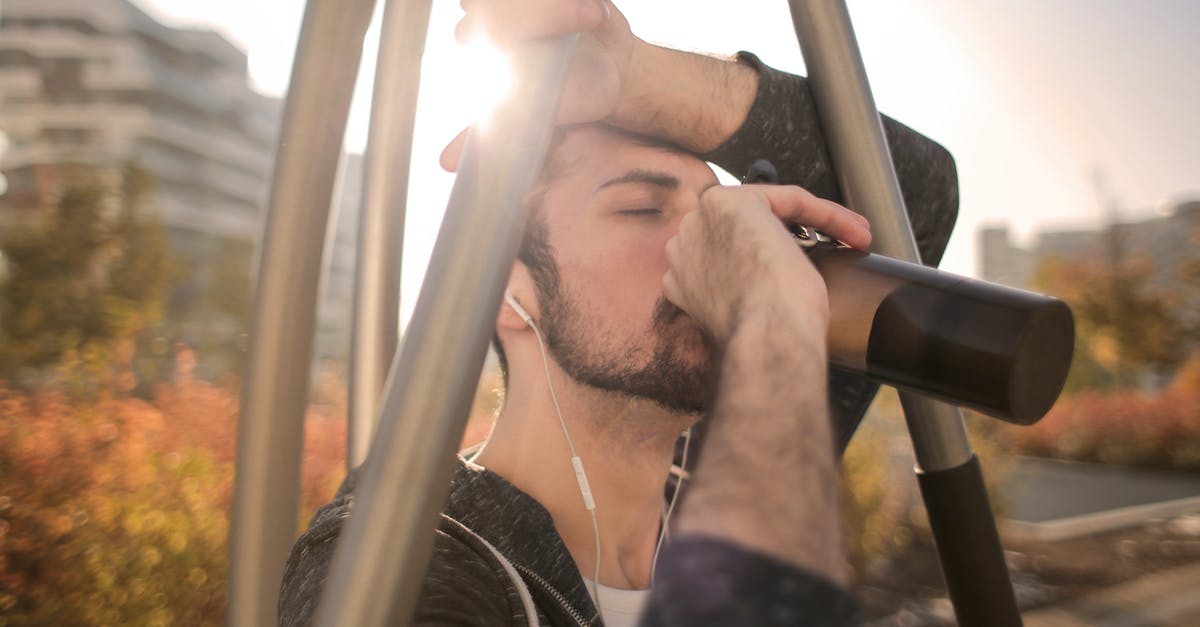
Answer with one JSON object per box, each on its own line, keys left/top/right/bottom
{"left": 979, "top": 199, "right": 1200, "bottom": 297}
{"left": 980, "top": 199, "right": 1200, "bottom": 388}
{"left": 0, "top": 0, "right": 291, "bottom": 374}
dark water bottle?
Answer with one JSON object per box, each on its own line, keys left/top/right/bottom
{"left": 810, "top": 246, "right": 1074, "bottom": 425}
{"left": 742, "top": 158, "right": 1074, "bottom": 424}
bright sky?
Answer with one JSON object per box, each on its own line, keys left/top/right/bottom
{"left": 134, "top": 0, "right": 1200, "bottom": 323}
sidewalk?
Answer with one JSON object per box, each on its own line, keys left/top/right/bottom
{"left": 1004, "top": 457, "right": 1200, "bottom": 539}
{"left": 1022, "top": 561, "right": 1200, "bottom": 627}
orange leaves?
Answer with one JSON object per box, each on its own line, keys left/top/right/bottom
{"left": 0, "top": 342, "right": 509, "bottom": 622}
{"left": 0, "top": 352, "right": 348, "bottom": 624}
{"left": 1010, "top": 385, "right": 1200, "bottom": 471}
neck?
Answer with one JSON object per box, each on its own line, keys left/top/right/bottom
{"left": 472, "top": 363, "right": 694, "bottom": 590}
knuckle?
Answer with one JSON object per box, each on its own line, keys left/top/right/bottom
{"left": 699, "top": 184, "right": 729, "bottom": 206}
{"left": 662, "top": 273, "right": 679, "bottom": 296}
{"left": 677, "top": 213, "right": 702, "bottom": 241}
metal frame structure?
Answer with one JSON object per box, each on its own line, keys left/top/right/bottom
{"left": 346, "top": 0, "right": 434, "bottom": 471}
{"left": 790, "top": 3, "right": 1021, "bottom": 624}
{"left": 228, "top": 0, "right": 1023, "bottom": 625}
{"left": 227, "top": 1, "right": 375, "bottom": 625}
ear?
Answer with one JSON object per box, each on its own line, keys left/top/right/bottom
{"left": 497, "top": 263, "right": 538, "bottom": 332}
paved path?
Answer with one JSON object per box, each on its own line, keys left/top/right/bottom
{"left": 1003, "top": 458, "right": 1200, "bottom": 623}
{"left": 1023, "top": 561, "right": 1200, "bottom": 627}
{"left": 1005, "top": 458, "right": 1200, "bottom": 524}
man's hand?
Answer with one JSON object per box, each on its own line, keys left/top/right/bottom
{"left": 663, "top": 186, "right": 868, "bottom": 586}
{"left": 456, "top": 0, "right": 635, "bottom": 124}
{"left": 442, "top": 0, "right": 637, "bottom": 170}
{"left": 662, "top": 184, "right": 871, "bottom": 345}
{"left": 442, "top": 0, "right": 760, "bottom": 170}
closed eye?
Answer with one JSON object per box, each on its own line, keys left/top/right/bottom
{"left": 617, "top": 208, "right": 661, "bottom": 217}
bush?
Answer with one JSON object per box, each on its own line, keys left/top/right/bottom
{"left": 0, "top": 349, "right": 347, "bottom": 626}
{"left": 1009, "top": 364, "right": 1200, "bottom": 471}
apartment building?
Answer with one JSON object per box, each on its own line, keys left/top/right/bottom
{"left": 980, "top": 199, "right": 1200, "bottom": 360}
{"left": 979, "top": 200, "right": 1199, "bottom": 292}
{"left": 0, "top": 0, "right": 285, "bottom": 374}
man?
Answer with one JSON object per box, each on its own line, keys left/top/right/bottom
{"left": 280, "top": 1, "right": 957, "bottom": 625}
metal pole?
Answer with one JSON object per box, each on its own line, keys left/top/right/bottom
{"left": 346, "top": 0, "right": 434, "bottom": 470}
{"left": 227, "top": 0, "right": 375, "bottom": 624}
{"left": 314, "top": 36, "right": 580, "bottom": 627}
{"left": 787, "top": 1, "right": 1022, "bottom": 625}
{"left": 785, "top": 0, "right": 971, "bottom": 470}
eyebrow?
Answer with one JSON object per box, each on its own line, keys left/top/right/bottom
{"left": 596, "top": 169, "right": 681, "bottom": 192}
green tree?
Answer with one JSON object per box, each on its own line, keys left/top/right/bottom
{"left": 0, "top": 166, "right": 170, "bottom": 387}
{"left": 167, "top": 236, "right": 254, "bottom": 381}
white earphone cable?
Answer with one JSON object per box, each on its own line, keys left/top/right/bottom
{"left": 524, "top": 308, "right": 603, "bottom": 616}
{"left": 650, "top": 427, "right": 690, "bottom": 583}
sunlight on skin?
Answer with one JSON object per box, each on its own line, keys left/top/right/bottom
{"left": 457, "top": 38, "right": 515, "bottom": 128}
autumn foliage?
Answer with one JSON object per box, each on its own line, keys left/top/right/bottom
{"left": 1009, "top": 355, "right": 1200, "bottom": 471}
{"left": 1016, "top": 228, "right": 1200, "bottom": 470}
{"left": 0, "top": 349, "right": 347, "bottom": 626}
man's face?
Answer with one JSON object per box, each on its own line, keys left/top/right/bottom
{"left": 526, "top": 126, "right": 721, "bottom": 414}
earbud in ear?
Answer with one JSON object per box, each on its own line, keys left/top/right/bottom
{"left": 504, "top": 290, "right": 534, "bottom": 327}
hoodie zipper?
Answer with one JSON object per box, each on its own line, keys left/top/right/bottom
{"left": 512, "top": 561, "right": 593, "bottom": 627}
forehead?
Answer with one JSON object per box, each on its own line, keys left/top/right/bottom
{"left": 540, "top": 126, "right": 717, "bottom": 200}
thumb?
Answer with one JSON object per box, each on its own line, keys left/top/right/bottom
{"left": 439, "top": 128, "right": 471, "bottom": 172}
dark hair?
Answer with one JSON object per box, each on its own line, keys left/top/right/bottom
{"left": 492, "top": 171, "right": 561, "bottom": 388}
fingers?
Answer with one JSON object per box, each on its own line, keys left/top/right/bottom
{"left": 440, "top": 128, "right": 470, "bottom": 172}
{"left": 662, "top": 233, "right": 685, "bottom": 304}
{"left": 743, "top": 184, "right": 872, "bottom": 251}
{"left": 661, "top": 270, "right": 682, "bottom": 311}
{"left": 456, "top": 0, "right": 608, "bottom": 45}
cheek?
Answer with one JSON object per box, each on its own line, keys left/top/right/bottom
{"left": 564, "top": 219, "right": 671, "bottom": 281}
{"left": 559, "top": 234, "right": 672, "bottom": 328}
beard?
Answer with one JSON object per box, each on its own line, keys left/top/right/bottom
{"left": 537, "top": 287, "right": 717, "bottom": 414}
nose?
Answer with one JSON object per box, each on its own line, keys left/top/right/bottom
{"left": 669, "top": 184, "right": 709, "bottom": 237}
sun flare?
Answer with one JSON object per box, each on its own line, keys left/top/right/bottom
{"left": 455, "top": 38, "right": 514, "bottom": 126}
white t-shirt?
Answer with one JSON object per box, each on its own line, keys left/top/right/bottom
{"left": 585, "top": 580, "right": 651, "bottom": 627}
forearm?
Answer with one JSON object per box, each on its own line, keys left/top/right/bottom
{"left": 608, "top": 42, "right": 759, "bottom": 154}
{"left": 674, "top": 299, "right": 846, "bottom": 585}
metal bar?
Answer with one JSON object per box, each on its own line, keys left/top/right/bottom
{"left": 901, "top": 393, "right": 975, "bottom": 470}
{"left": 226, "top": 0, "right": 375, "bottom": 624}
{"left": 787, "top": 2, "right": 1022, "bottom": 624}
{"left": 918, "top": 456, "right": 1025, "bottom": 626}
{"left": 314, "top": 35, "right": 580, "bottom": 627}
{"left": 786, "top": 0, "right": 971, "bottom": 471}
{"left": 346, "top": 0, "right": 434, "bottom": 470}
